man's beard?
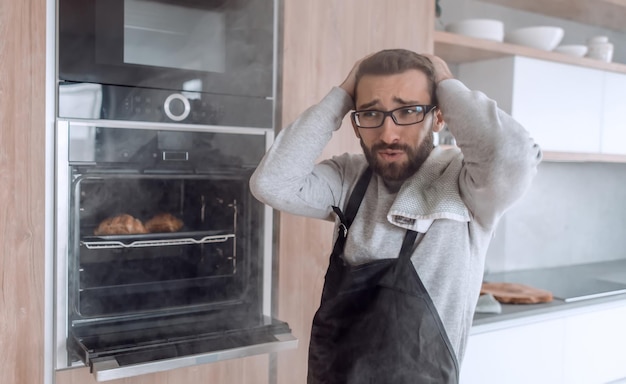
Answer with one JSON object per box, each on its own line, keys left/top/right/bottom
{"left": 360, "top": 131, "right": 434, "bottom": 182}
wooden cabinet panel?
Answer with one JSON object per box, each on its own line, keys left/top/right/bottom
{"left": 4, "top": 0, "right": 437, "bottom": 383}
{"left": 277, "top": 1, "right": 434, "bottom": 383}
{"left": 0, "top": 1, "right": 47, "bottom": 384}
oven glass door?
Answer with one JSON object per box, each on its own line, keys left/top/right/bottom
{"left": 59, "top": 0, "right": 274, "bottom": 98}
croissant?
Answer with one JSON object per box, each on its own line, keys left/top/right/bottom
{"left": 94, "top": 214, "right": 148, "bottom": 236}
{"left": 145, "top": 213, "right": 184, "bottom": 233}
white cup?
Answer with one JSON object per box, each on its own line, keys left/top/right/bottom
{"left": 588, "top": 35, "right": 609, "bottom": 44}
{"left": 586, "top": 36, "right": 614, "bottom": 62}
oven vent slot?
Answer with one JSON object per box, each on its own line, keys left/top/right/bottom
{"left": 81, "top": 232, "right": 234, "bottom": 250}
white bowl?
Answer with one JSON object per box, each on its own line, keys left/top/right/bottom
{"left": 445, "top": 19, "right": 504, "bottom": 42}
{"left": 505, "top": 26, "right": 564, "bottom": 51}
{"left": 554, "top": 44, "right": 588, "bottom": 57}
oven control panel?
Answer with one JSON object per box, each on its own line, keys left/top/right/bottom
{"left": 58, "top": 82, "right": 273, "bottom": 128}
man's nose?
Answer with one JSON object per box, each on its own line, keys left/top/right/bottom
{"left": 378, "top": 115, "right": 401, "bottom": 144}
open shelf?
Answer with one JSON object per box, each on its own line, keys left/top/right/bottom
{"left": 434, "top": 30, "right": 626, "bottom": 75}
{"left": 481, "top": 0, "right": 626, "bottom": 33}
{"left": 542, "top": 151, "right": 626, "bottom": 163}
{"left": 434, "top": 30, "right": 626, "bottom": 163}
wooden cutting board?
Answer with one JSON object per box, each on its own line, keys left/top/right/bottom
{"left": 481, "top": 282, "right": 553, "bottom": 304}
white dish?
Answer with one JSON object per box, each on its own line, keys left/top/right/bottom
{"left": 445, "top": 19, "right": 504, "bottom": 42}
{"left": 505, "top": 26, "right": 564, "bottom": 51}
{"left": 554, "top": 44, "right": 588, "bottom": 57}
{"left": 587, "top": 42, "right": 614, "bottom": 62}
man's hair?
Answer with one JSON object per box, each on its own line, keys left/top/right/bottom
{"left": 354, "top": 49, "right": 438, "bottom": 106}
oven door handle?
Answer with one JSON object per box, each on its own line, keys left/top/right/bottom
{"left": 89, "top": 332, "right": 297, "bottom": 381}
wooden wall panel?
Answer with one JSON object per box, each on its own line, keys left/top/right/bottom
{"left": 0, "top": 1, "right": 47, "bottom": 384}
{"left": 277, "top": 1, "right": 434, "bottom": 383}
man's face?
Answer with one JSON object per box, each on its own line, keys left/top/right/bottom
{"left": 352, "top": 70, "right": 443, "bottom": 182}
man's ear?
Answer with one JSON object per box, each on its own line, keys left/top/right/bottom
{"left": 432, "top": 108, "right": 445, "bottom": 133}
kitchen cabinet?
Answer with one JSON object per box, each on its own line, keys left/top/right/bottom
{"left": 456, "top": 56, "right": 626, "bottom": 162}
{"left": 562, "top": 304, "right": 626, "bottom": 383}
{"left": 461, "top": 318, "right": 566, "bottom": 383}
{"left": 461, "top": 301, "right": 626, "bottom": 384}
{"left": 601, "top": 72, "right": 626, "bottom": 155}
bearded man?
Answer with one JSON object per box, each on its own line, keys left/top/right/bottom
{"left": 250, "top": 49, "right": 541, "bottom": 384}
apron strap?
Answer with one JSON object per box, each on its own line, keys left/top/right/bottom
{"left": 331, "top": 167, "right": 373, "bottom": 231}
{"left": 399, "top": 230, "right": 419, "bottom": 262}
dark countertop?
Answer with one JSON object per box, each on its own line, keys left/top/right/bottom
{"left": 471, "top": 259, "right": 626, "bottom": 333}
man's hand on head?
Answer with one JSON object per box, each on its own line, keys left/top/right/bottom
{"left": 422, "top": 54, "right": 454, "bottom": 84}
{"left": 339, "top": 53, "right": 375, "bottom": 106}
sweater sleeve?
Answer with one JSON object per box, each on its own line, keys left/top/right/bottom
{"left": 437, "top": 79, "right": 542, "bottom": 228}
{"left": 250, "top": 87, "right": 355, "bottom": 220}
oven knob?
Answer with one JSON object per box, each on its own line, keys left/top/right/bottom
{"left": 164, "top": 93, "right": 191, "bottom": 122}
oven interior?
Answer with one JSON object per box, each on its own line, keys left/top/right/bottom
{"left": 71, "top": 175, "right": 252, "bottom": 320}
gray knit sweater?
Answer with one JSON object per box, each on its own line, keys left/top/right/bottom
{"left": 250, "top": 79, "right": 541, "bottom": 361}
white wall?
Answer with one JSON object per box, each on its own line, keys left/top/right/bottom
{"left": 485, "top": 162, "right": 626, "bottom": 273}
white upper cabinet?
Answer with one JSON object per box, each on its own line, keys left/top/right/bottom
{"left": 510, "top": 58, "right": 604, "bottom": 154}
{"left": 457, "top": 56, "right": 626, "bottom": 158}
{"left": 601, "top": 72, "right": 626, "bottom": 155}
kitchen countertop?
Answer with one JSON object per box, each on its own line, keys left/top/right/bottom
{"left": 471, "top": 259, "right": 626, "bottom": 334}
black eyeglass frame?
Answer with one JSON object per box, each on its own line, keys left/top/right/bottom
{"left": 350, "top": 104, "right": 438, "bottom": 129}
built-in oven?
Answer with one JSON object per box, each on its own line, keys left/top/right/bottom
{"left": 54, "top": 0, "right": 293, "bottom": 380}
{"left": 54, "top": 120, "right": 296, "bottom": 381}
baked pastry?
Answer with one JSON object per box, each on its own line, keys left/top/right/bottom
{"left": 94, "top": 214, "right": 148, "bottom": 236}
{"left": 145, "top": 213, "right": 184, "bottom": 233}
{"left": 480, "top": 282, "right": 553, "bottom": 304}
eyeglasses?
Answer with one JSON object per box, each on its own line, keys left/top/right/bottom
{"left": 351, "top": 105, "right": 437, "bottom": 129}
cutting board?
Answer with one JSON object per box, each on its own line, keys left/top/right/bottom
{"left": 481, "top": 282, "right": 553, "bottom": 304}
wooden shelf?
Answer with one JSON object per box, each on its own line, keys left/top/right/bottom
{"left": 434, "top": 30, "right": 626, "bottom": 75}
{"left": 481, "top": 0, "right": 626, "bottom": 33}
{"left": 542, "top": 151, "right": 626, "bottom": 163}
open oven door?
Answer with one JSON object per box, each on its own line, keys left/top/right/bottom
{"left": 69, "top": 312, "right": 297, "bottom": 381}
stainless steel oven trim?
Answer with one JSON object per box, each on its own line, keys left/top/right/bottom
{"left": 262, "top": 130, "right": 275, "bottom": 317}
{"left": 54, "top": 119, "right": 71, "bottom": 369}
{"left": 91, "top": 332, "right": 297, "bottom": 382}
{"left": 60, "top": 117, "right": 274, "bottom": 136}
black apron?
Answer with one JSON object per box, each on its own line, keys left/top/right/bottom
{"left": 308, "top": 168, "right": 459, "bottom": 384}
